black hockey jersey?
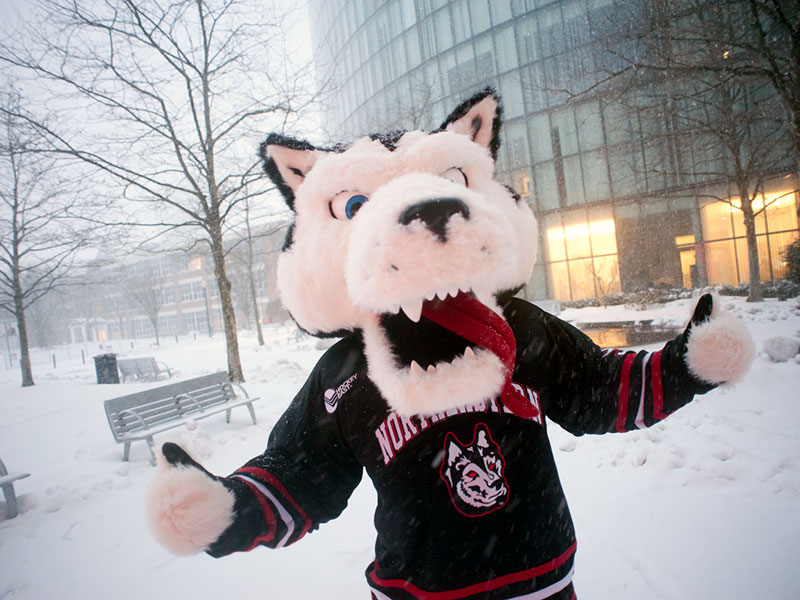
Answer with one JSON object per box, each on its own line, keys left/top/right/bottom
{"left": 207, "top": 298, "right": 713, "bottom": 599}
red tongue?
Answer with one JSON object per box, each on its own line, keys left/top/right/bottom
{"left": 420, "top": 293, "right": 536, "bottom": 418}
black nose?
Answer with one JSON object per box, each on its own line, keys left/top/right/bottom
{"left": 399, "top": 198, "right": 470, "bottom": 242}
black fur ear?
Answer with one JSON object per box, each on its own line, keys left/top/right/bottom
{"left": 438, "top": 87, "right": 502, "bottom": 161}
{"left": 260, "top": 133, "right": 321, "bottom": 211}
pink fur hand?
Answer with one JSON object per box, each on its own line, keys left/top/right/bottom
{"left": 146, "top": 443, "right": 235, "bottom": 556}
{"left": 685, "top": 294, "right": 754, "bottom": 385}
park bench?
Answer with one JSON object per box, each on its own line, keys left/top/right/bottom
{"left": 103, "top": 371, "right": 260, "bottom": 465}
{"left": 117, "top": 356, "right": 172, "bottom": 382}
{"left": 0, "top": 457, "right": 30, "bottom": 519}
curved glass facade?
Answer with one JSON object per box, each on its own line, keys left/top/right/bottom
{"left": 308, "top": 0, "right": 799, "bottom": 301}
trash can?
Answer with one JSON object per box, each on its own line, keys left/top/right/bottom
{"left": 93, "top": 353, "right": 120, "bottom": 384}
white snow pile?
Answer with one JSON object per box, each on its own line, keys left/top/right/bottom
{"left": 763, "top": 336, "right": 800, "bottom": 362}
{"left": 1, "top": 298, "right": 799, "bottom": 600}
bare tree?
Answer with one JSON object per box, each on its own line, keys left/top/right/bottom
{"left": 577, "top": 0, "right": 796, "bottom": 301}
{"left": 364, "top": 72, "right": 438, "bottom": 133}
{"left": 581, "top": 0, "right": 799, "bottom": 176}
{"left": 0, "top": 94, "right": 90, "bottom": 386}
{"left": 0, "top": 0, "right": 318, "bottom": 381}
{"left": 124, "top": 263, "right": 167, "bottom": 346}
{"left": 227, "top": 197, "right": 291, "bottom": 346}
{"left": 26, "top": 290, "right": 70, "bottom": 348}
{"left": 746, "top": 0, "right": 800, "bottom": 176}
{"left": 585, "top": 257, "right": 621, "bottom": 306}
{"left": 619, "top": 73, "right": 790, "bottom": 300}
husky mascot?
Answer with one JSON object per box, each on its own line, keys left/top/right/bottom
{"left": 147, "top": 89, "right": 753, "bottom": 600}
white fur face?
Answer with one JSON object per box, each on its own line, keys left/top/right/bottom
{"left": 266, "top": 91, "right": 538, "bottom": 415}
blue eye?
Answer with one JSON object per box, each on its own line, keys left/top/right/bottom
{"left": 329, "top": 191, "right": 370, "bottom": 220}
{"left": 345, "top": 194, "right": 368, "bottom": 219}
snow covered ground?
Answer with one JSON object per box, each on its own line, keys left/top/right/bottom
{"left": 1, "top": 296, "right": 799, "bottom": 599}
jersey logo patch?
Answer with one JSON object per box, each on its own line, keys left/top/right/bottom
{"left": 440, "top": 423, "right": 508, "bottom": 517}
{"left": 323, "top": 373, "right": 358, "bottom": 413}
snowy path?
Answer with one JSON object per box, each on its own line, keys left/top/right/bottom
{"left": 1, "top": 298, "right": 798, "bottom": 599}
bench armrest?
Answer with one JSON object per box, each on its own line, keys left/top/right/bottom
{"left": 228, "top": 381, "right": 251, "bottom": 399}
{"left": 173, "top": 393, "right": 203, "bottom": 413}
{"left": 118, "top": 409, "right": 149, "bottom": 431}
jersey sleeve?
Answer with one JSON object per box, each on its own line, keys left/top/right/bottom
{"left": 540, "top": 314, "right": 715, "bottom": 436}
{"left": 206, "top": 345, "right": 364, "bottom": 557}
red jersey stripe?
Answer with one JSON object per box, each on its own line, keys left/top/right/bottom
{"left": 235, "top": 466, "right": 313, "bottom": 538}
{"left": 369, "top": 540, "right": 577, "bottom": 600}
{"left": 651, "top": 350, "right": 666, "bottom": 420}
{"left": 237, "top": 478, "right": 277, "bottom": 550}
{"left": 615, "top": 353, "right": 636, "bottom": 432}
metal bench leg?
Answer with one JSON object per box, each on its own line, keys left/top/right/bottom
{"left": 246, "top": 402, "right": 257, "bottom": 425}
{"left": 122, "top": 441, "right": 132, "bottom": 461}
{"left": 2, "top": 483, "right": 20, "bottom": 518}
{"left": 226, "top": 408, "right": 232, "bottom": 424}
{"left": 146, "top": 437, "right": 157, "bottom": 466}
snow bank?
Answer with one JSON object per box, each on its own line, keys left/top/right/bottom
{"left": 1, "top": 300, "right": 798, "bottom": 599}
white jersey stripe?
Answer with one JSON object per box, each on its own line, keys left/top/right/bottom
{"left": 509, "top": 565, "right": 574, "bottom": 599}
{"left": 635, "top": 352, "right": 651, "bottom": 429}
{"left": 367, "top": 587, "right": 393, "bottom": 600}
{"left": 368, "top": 565, "right": 574, "bottom": 600}
{"left": 233, "top": 474, "right": 295, "bottom": 548}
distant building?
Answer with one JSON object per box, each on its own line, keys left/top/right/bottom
{"left": 308, "top": 0, "right": 799, "bottom": 301}
{"left": 59, "top": 224, "right": 290, "bottom": 344}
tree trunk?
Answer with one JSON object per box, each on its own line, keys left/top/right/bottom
{"left": 791, "top": 114, "right": 800, "bottom": 185}
{"left": 151, "top": 318, "right": 160, "bottom": 346}
{"left": 209, "top": 222, "right": 244, "bottom": 381}
{"left": 13, "top": 280, "right": 34, "bottom": 387}
{"left": 249, "top": 272, "right": 265, "bottom": 346}
{"left": 740, "top": 198, "right": 764, "bottom": 302}
{"left": 245, "top": 228, "right": 265, "bottom": 346}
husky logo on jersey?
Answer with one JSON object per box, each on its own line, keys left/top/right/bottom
{"left": 440, "top": 423, "right": 508, "bottom": 517}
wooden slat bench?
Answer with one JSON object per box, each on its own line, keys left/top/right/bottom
{"left": 0, "top": 458, "right": 30, "bottom": 519}
{"left": 103, "top": 372, "right": 260, "bottom": 465}
{"left": 117, "top": 357, "right": 172, "bottom": 382}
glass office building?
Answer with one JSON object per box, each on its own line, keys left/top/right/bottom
{"left": 307, "top": 0, "right": 799, "bottom": 301}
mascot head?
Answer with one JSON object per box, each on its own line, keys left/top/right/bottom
{"left": 262, "top": 89, "right": 538, "bottom": 416}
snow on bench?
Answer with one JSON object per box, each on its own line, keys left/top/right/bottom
{"left": 103, "top": 372, "right": 259, "bottom": 465}
{"left": 0, "top": 457, "right": 30, "bottom": 519}
{"left": 117, "top": 356, "right": 172, "bottom": 382}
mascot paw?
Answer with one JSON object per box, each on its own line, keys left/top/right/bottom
{"left": 146, "top": 442, "right": 234, "bottom": 555}
{"left": 685, "top": 294, "right": 754, "bottom": 385}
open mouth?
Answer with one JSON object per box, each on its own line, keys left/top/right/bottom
{"left": 379, "top": 291, "right": 506, "bottom": 369}
{"left": 376, "top": 290, "right": 535, "bottom": 418}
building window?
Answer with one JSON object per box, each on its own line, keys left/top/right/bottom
{"left": 182, "top": 311, "right": 209, "bottom": 333}
{"left": 533, "top": 162, "right": 559, "bottom": 211}
{"left": 419, "top": 18, "right": 436, "bottom": 60}
{"left": 700, "top": 185, "right": 799, "bottom": 284}
{"left": 160, "top": 287, "right": 174, "bottom": 305}
{"left": 469, "top": 0, "right": 491, "bottom": 34}
{"left": 490, "top": 2, "right": 512, "bottom": 25}
{"left": 189, "top": 255, "right": 203, "bottom": 270}
{"left": 494, "top": 25, "right": 517, "bottom": 70}
{"left": 528, "top": 114, "right": 552, "bottom": 162}
{"left": 132, "top": 318, "right": 154, "bottom": 338}
{"left": 544, "top": 210, "right": 621, "bottom": 301}
{"left": 452, "top": 0, "right": 470, "bottom": 44}
{"left": 157, "top": 313, "right": 178, "bottom": 335}
{"left": 180, "top": 280, "right": 206, "bottom": 302}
